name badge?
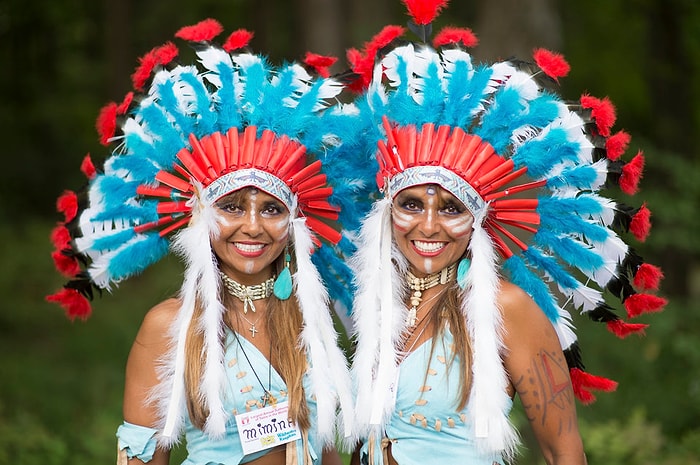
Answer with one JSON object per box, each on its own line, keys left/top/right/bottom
{"left": 235, "top": 401, "right": 301, "bottom": 455}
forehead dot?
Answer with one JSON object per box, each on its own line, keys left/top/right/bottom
{"left": 426, "top": 186, "right": 436, "bottom": 195}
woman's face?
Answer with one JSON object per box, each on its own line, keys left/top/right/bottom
{"left": 392, "top": 184, "right": 474, "bottom": 277}
{"left": 212, "top": 187, "right": 290, "bottom": 285}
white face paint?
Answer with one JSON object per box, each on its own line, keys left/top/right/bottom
{"left": 392, "top": 184, "right": 475, "bottom": 277}
{"left": 212, "top": 187, "right": 290, "bottom": 285}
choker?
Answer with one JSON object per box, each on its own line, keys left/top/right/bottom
{"left": 220, "top": 272, "right": 275, "bottom": 314}
{"left": 405, "top": 262, "right": 457, "bottom": 326}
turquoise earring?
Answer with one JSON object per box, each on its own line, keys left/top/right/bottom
{"left": 457, "top": 257, "right": 471, "bottom": 289}
{"left": 273, "top": 251, "right": 293, "bottom": 300}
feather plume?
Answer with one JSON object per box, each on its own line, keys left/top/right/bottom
{"left": 624, "top": 293, "right": 667, "bottom": 318}
{"left": 303, "top": 52, "right": 338, "bottom": 78}
{"left": 433, "top": 27, "right": 478, "bottom": 48}
{"left": 56, "top": 190, "right": 78, "bottom": 222}
{"left": 606, "top": 319, "right": 648, "bottom": 338}
{"left": 403, "top": 0, "right": 449, "bottom": 25}
{"left": 619, "top": 151, "right": 645, "bottom": 195}
{"left": 96, "top": 102, "right": 118, "bottom": 146}
{"left": 45, "top": 288, "right": 92, "bottom": 320}
{"left": 569, "top": 368, "right": 617, "bottom": 404}
{"left": 533, "top": 48, "right": 570, "bottom": 80}
{"left": 223, "top": 29, "right": 254, "bottom": 52}
{"left": 605, "top": 130, "right": 631, "bottom": 161}
{"left": 80, "top": 154, "right": 97, "bottom": 179}
{"left": 174, "top": 18, "right": 223, "bottom": 42}
{"left": 629, "top": 202, "right": 651, "bottom": 241}
{"left": 633, "top": 263, "right": 663, "bottom": 291}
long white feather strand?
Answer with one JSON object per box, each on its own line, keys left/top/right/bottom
{"left": 464, "top": 209, "right": 519, "bottom": 460}
{"left": 291, "top": 218, "right": 354, "bottom": 447}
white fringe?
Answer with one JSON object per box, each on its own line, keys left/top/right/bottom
{"left": 291, "top": 218, "right": 354, "bottom": 447}
{"left": 463, "top": 208, "right": 519, "bottom": 460}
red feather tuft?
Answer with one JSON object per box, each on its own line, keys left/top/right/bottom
{"left": 403, "top": 0, "right": 449, "bottom": 25}
{"left": 605, "top": 130, "right": 631, "bottom": 161}
{"left": 174, "top": 18, "right": 223, "bottom": 42}
{"left": 303, "top": 52, "right": 338, "bottom": 78}
{"left": 533, "top": 48, "right": 570, "bottom": 80}
{"left": 580, "top": 94, "right": 616, "bottom": 137}
{"left": 116, "top": 92, "right": 134, "bottom": 115}
{"left": 569, "top": 368, "right": 617, "bottom": 404}
{"left": 633, "top": 263, "right": 664, "bottom": 291}
{"left": 51, "top": 250, "right": 81, "bottom": 277}
{"left": 223, "top": 29, "right": 254, "bottom": 52}
{"left": 50, "top": 225, "right": 71, "bottom": 249}
{"left": 46, "top": 288, "right": 92, "bottom": 321}
{"left": 624, "top": 293, "right": 667, "bottom": 318}
{"left": 56, "top": 190, "right": 78, "bottom": 222}
{"left": 81, "top": 153, "right": 97, "bottom": 179}
{"left": 606, "top": 319, "right": 648, "bottom": 338}
{"left": 96, "top": 102, "right": 117, "bottom": 146}
{"left": 630, "top": 202, "right": 651, "bottom": 241}
{"left": 620, "top": 151, "right": 645, "bottom": 195}
{"left": 348, "top": 25, "right": 406, "bottom": 92}
{"left": 433, "top": 27, "right": 478, "bottom": 48}
{"left": 131, "top": 42, "right": 179, "bottom": 91}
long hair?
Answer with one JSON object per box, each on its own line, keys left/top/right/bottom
{"left": 423, "top": 282, "right": 472, "bottom": 411}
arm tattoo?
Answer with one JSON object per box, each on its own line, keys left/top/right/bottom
{"left": 513, "top": 349, "right": 576, "bottom": 434}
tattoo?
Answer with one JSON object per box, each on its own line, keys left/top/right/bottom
{"left": 513, "top": 349, "right": 576, "bottom": 434}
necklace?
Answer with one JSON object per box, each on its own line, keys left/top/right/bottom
{"left": 239, "top": 311, "right": 262, "bottom": 338}
{"left": 405, "top": 262, "right": 457, "bottom": 327}
{"left": 229, "top": 325, "right": 276, "bottom": 407}
{"left": 220, "top": 271, "right": 274, "bottom": 314}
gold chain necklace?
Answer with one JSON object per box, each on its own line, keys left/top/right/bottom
{"left": 405, "top": 262, "right": 457, "bottom": 327}
{"left": 220, "top": 271, "right": 274, "bottom": 314}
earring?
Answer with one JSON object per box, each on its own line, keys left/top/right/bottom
{"left": 457, "top": 257, "right": 471, "bottom": 289}
{"left": 273, "top": 250, "right": 293, "bottom": 300}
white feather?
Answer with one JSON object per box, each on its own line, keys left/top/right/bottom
{"left": 464, "top": 208, "right": 519, "bottom": 459}
{"left": 291, "top": 218, "right": 354, "bottom": 446}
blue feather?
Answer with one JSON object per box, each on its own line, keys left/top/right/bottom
{"left": 546, "top": 165, "right": 598, "bottom": 190}
{"left": 503, "top": 255, "right": 560, "bottom": 323}
{"left": 522, "top": 247, "right": 579, "bottom": 290}
{"left": 512, "top": 128, "right": 580, "bottom": 178}
{"left": 534, "top": 229, "right": 603, "bottom": 272}
{"left": 214, "top": 61, "right": 241, "bottom": 132}
{"left": 454, "top": 65, "right": 493, "bottom": 128}
{"left": 107, "top": 233, "right": 170, "bottom": 281}
{"left": 138, "top": 104, "right": 186, "bottom": 167}
{"left": 154, "top": 79, "right": 196, "bottom": 139}
{"left": 180, "top": 72, "right": 217, "bottom": 137}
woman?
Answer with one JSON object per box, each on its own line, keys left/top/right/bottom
{"left": 46, "top": 19, "right": 364, "bottom": 465}
{"left": 347, "top": 3, "right": 666, "bottom": 464}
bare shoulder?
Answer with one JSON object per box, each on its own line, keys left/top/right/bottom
{"left": 497, "top": 279, "right": 555, "bottom": 338}
{"left": 134, "top": 298, "right": 180, "bottom": 347}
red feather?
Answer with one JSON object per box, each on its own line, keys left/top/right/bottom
{"left": 56, "top": 190, "right": 78, "bottom": 222}
{"left": 174, "top": 18, "right": 223, "bottom": 42}
{"left": 348, "top": 25, "right": 406, "bottom": 92}
{"left": 633, "top": 263, "right": 664, "bottom": 291}
{"left": 605, "top": 130, "right": 631, "bottom": 161}
{"left": 116, "top": 92, "right": 134, "bottom": 115}
{"left": 433, "top": 27, "right": 478, "bottom": 48}
{"left": 223, "top": 29, "right": 254, "bottom": 52}
{"left": 51, "top": 250, "right": 81, "bottom": 277}
{"left": 81, "top": 153, "right": 97, "bottom": 179}
{"left": 606, "top": 319, "right": 648, "bottom": 338}
{"left": 533, "top": 48, "right": 570, "bottom": 80}
{"left": 403, "top": 0, "right": 449, "bottom": 25}
{"left": 131, "top": 42, "right": 179, "bottom": 91}
{"left": 580, "top": 94, "right": 616, "bottom": 137}
{"left": 569, "top": 368, "right": 617, "bottom": 404}
{"left": 50, "top": 225, "right": 71, "bottom": 249}
{"left": 96, "top": 102, "right": 117, "bottom": 146}
{"left": 629, "top": 202, "right": 651, "bottom": 242}
{"left": 620, "top": 151, "right": 644, "bottom": 195}
{"left": 46, "top": 288, "right": 92, "bottom": 321}
{"left": 624, "top": 293, "right": 667, "bottom": 318}
{"left": 303, "top": 52, "right": 338, "bottom": 78}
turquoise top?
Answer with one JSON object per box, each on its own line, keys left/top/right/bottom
{"left": 118, "top": 330, "right": 320, "bottom": 465}
{"left": 360, "top": 330, "right": 510, "bottom": 465}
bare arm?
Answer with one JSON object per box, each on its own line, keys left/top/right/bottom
{"left": 122, "top": 299, "right": 179, "bottom": 465}
{"left": 499, "top": 281, "right": 587, "bottom": 465}
{"left": 321, "top": 448, "right": 344, "bottom": 465}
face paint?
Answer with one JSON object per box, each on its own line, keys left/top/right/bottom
{"left": 212, "top": 187, "right": 290, "bottom": 285}
{"left": 392, "top": 184, "right": 474, "bottom": 278}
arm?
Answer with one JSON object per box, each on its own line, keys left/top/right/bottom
{"left": 499, "top": 281, "right": 587, "bottom": 465}
{"left": 321, "top": 448, "right": 344, "bottom": 465}
{"left": 122, "top": 299, "right": 179, "bottom": 465}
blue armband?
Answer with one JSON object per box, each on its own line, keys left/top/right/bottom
{"left": 116, "top": 421, "right": 159, "bottom": 463}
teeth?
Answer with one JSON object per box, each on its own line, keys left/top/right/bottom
{"left": 234, "top": 243, "right": 265, "bottom": 252}
{"left": 413, "top": 241, "right": 446, "bottom": 253}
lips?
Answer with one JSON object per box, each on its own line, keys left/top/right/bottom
{"left": 412, "top": 240, "right": 447, "bottom": 257}
{"left": 233, "top": 242, "right": 267, "bottom": 257}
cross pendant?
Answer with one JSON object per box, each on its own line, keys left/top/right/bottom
{"left": 249, "top": 324, "right": 258, "bottom": 338}
{"left": 261, "top": 391, "right": 277, "bottom": 407}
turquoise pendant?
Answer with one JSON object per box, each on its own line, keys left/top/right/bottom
{"left": 457, "top": 258, "right": 471, "bottom": 289}
{"left": 273, "top": 266, "right": 293, "bottom": 300}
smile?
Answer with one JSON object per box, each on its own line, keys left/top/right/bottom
{"left": 412, "top": 240, "right": 446, "bottom": 255}
{"left": 233, "top": 242, "right": 267, "bottom": 256}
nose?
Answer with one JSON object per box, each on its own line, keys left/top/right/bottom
{"left": 419, "top": 206, "right": 441, "bottom": 237}
{"left": 240, "top": 210, "right": 263, "bottom": 236}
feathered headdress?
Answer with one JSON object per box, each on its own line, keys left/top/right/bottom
{"left": 348, "top": 0, "right": 666, "bottom": 459}
{"left": 46, "top": 18, "right": 366, "bottom": 447}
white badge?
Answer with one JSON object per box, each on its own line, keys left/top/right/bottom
{"left": 235, "top": 401, "right": 301, "bottom": 455}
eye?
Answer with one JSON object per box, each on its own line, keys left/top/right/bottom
{"left": 217, "top": 202, "right": 243, "bottom": 214}
{"left": 261, "top": 202, "right": 285, "bottom": 217}
{"left": 441, "top": 203, "right": 465, "bottom": 215}
{"left": 399, "top": 199, "right": 423, "bottom": 212}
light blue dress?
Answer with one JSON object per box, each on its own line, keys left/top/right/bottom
{"left": 117, "top": 330, "right": 320, "bottom": 464}
{"left": 359, "top": 330, "right": 510, "bottom": 465}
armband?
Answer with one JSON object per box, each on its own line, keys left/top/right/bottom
{"left": 116, "top": 421, "right": 159, "bottom": 463}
